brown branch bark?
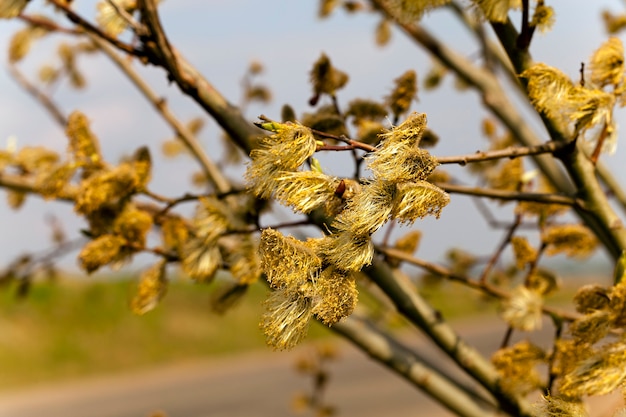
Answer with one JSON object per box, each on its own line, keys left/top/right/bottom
{"left": 372, "top": 0, "right": 626, "bottom": 261}
{"left": 437, "top": 182, "right": 583, "bottom": 207}
{"left": 7, "top": 65, "right": 68, "bottom": 127}
{"left": 90, "top": 34, "right": 232, "bottom": 194}
{"left": 136, "top": 0, "right": 262, "bottom": 154}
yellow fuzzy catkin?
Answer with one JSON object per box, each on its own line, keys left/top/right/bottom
{"left": 392, "top": 180, "right": 450, "bottom": 223}
{"left": 387, "top": 0, "right": 451, "bottom": 23}
{"left": 492, "top": 341, "right": 545, "bottom": 395}
{"left": 501, "top": 285, "right": 543, "bottom": 331}
{"left": 386, "top": 70, "right": 418, "bottom": 118}
{"left": 0, "top": 0, "right": 29, "bottom": 18}
{"left": 589, "top": 37, "right": 624, "bottom": 88}
{"left": 368, "top": 146, "right": 438, "bottom": 183}
{"left": 310, "top": 53, "right": 349, "bottom": 98}
{"left": 560, "top": 341, "right": 626, "bottom": 397}
{"left": 96, "top": 0, "right": 137, "bottom": 37}
{"left": 332, "top": 180, "right": 395, "bottom": 236}
{"left": 312, "top": 266, "right": 358, "bottom": 325}
{"left": 246, "top": 123, "right": 317, "bottom": 199}
{"left": 317, "top": 232, "right": 374, "bottom": 272}
{"left": 510, "top": 236, "right": 537, "bottom": 269}
{"left": 472, "top": 0, "right": 521, "bottom": 23}
{"left": 272, "top": 171, "right": 340, "bottom": 214}
{"left": 78, "top": 234, "right": 127, "bottom": 274}
{"left": 131, "top": 260, "right": 167, "bottom": 315}
{"left": 259, "top": 229, "right": 321, "bottom": 289}
{"left": 534, "top": 395, "right": 588, "bottom": 417}
{"left": 66, "top": 111, "right": 102, "bottom": 164}
{"left": 542, "top": 224, "right": 598, "bottom": 258}
{"left": 181, "top": 242, "right": 221, "bottom": 283}
{"left": 260, "top": 285, "right": 314, "bottom": 350}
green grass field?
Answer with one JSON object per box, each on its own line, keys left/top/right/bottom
{"left": 0, "top": 271, "right": 584, "bottom": 390}
{"left": 0, "top": 275, "right": 281, "bottom": 389}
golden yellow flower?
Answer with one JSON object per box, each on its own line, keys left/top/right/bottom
{"left": 260, "top": 284, "right": 314, "bottom": 350}
{"left": 312, "top": 266, "right": 358, "bottom": 325}
{"left": 501, "top": 285, "right": 543, "bottom": 331}
{"left": 0, "top": 0, "right": 29, "bottom": 19}
{"left": 131, "top": 260, "right": 167, "bottom": 315}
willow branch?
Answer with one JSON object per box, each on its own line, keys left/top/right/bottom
{"left": 332, "top": 315, "right": 500, "bottom": 417}
{"left": 437, "top": 182, "right": 582, "bottom": 207}
{"left": 479, "top": 214, "right": 522, "bottom": 283}
{"left": 89, "top": 34, "right": 231, "bottom": 194}
{"left": 377, "top": 246, "right": 580, "bottom": 322}
{"left": 363, "top": 259, "right": 534, "bottom": 416}
{"left": 7, "top": 65, "right": 68, "bottom": 127}
{"left": 437, "top": 140, "right": 571, "bottom": 165}
{"left": 47, "top": 0, "right": 142, "bottom": 57}
{"left": 372, "top": 0, "right": 626, "bottom": 261}
{"left": 136, "top": 0, "right": 261, "bottom": 154}
{"left": 490, "top": 19, "right": 626, "bottom": 261}
{"left": 19, "top": 14, "right": 80, "bottom": 34}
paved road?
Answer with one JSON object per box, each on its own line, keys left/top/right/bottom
{"left": 0, "top": 317, "right": 621, "bottom": 417}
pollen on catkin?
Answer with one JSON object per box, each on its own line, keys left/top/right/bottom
{"left": 312, "top": 266, "right": 358, "bottom": 325}
{"left": 317, "top": 232, "right": 374, "bottom": 272}
{"left": 246, "top": 123, "right": 317, "bottom": 199}
{"left": 332, "top": 179, "right": 395, "bottom": 236}
{"left": 260, "top": 284, "right": 315, "bottom": 350}
{"left": 272, "top": 171, "right": 340, "bottom": 214}
{"left": 392, "top": 180, "right": 450, "bottom": 223}
{"left": 259, "top": 229, "right": 321, "bottom": 289}
{"left": 589, "top": 37, "right": 624, "bottom": 88}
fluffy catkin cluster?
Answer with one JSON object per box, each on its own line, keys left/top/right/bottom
{"left": 247, "top": 113, "right": 449, "bottom": 349}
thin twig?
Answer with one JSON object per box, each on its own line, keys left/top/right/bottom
{"left": 480, "top": 214, "right": 522, "bottom": 284}
{"left": 377, "top": 246, "right": 580, "bottom": 323}
{"left": 7, "top": 65, "right": 68, "bottom": 127}
{"left": 437, "top": 182, "right": 582, "bottom": 207}
{"left": 437, "top": 141, "right": 570, "bottom": 165}
{"left": 19, "top": 14, "right": 80, "bottom": 34}
{"left": 90, "top": 34, "right": 231, "bottom": 194}
{"left": 47, "top": 0, "right": 142, "bottom": 57}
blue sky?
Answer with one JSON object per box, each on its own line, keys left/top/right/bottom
{"left": 0, "top": 0, "right": 624, "bottom": 275}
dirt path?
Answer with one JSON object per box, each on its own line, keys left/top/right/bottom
{"left": 0, "top": 317, "right": 621, "bottom": 417}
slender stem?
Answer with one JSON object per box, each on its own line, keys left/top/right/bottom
{"left": 437, "top": 182, "right": 582, "bottom": 207}
{"left": 48, "top": 0, "right": 142, "bottom": 57}
{"left": 7, "top": 65, "right": 68, "bottom": 127}
{"left": 377, "top": 246, "right": 580, "bottom": 322}
{"left": 90, "top": 34, "right": 231, "bottom": 194}
{"left": 19, "top": 14, "right": 80, "bottom": 34}
{"left": 480, "top": 214, "right": 522, "bottom": 284}
{"left": 437, "top": 141, "right": 570, "bottom": 165}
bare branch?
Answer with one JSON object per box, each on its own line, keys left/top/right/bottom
{"left": 437, "top": 141, "right": 571, "bottom": 165}
{"left": 136, "top": 0, "right": 261, "bottom": 153}
{"left": 90, "top": 34, "right": 232, "bottom": 194}
{"left": 47, "top": 0, "right": 142, "bottom": 57}
{"left": 376, "top": 246, "right": 580, "bottom": 322}
{"left": 7, "top": 65, "right": 68, "bottom": 127}
{"left": 437, "top": 182, "right": 582, "bottom": 207}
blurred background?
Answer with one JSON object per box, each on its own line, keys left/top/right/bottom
{"left": 0, "top": 1, "right": 623, "bottom": 416}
